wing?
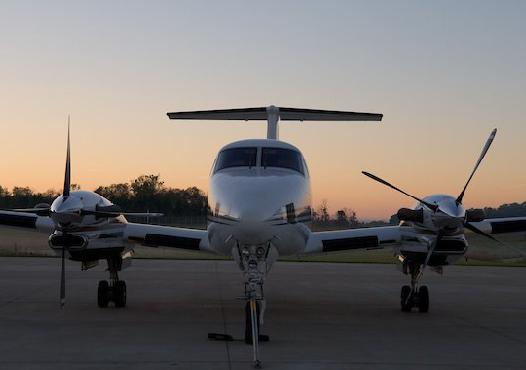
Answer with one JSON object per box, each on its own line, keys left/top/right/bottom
{"left": 465, "top": 217, "right": 526, "bottom": 261}
{"left": 468, "top": 216, "right": 526, "bottom": 234}
{"left": 0, "top": 210, "right": 55, "bottom": 233}
{"left": 123, "top": 222, "right": 212, "bottom": 253}
{"left": 304, "top": 226, "right": 401, "bottom": 254}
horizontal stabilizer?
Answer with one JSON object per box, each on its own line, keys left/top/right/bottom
{"left": 167, "top": 106, "right": 382, "bottom": 122}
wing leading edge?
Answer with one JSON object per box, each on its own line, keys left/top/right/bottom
{"left": 124, "top": 223, "right": 211, "bottom": 253}
{"left": 0, "top": 210, "right": 54, "bottom": 233}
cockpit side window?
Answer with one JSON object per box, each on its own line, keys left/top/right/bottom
{"left": 215, "top": 147, "right": 257, "bottom": 172}
{"left": 261, "top": 148, "right": 304, "bottom": 175}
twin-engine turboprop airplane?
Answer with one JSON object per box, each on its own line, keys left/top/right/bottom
{"left": 1, "top": 107, "right": 526, "bottom": 368}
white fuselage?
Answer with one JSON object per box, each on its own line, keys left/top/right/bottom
{"left": 206, "top": 139, "right": 312, "bottom": 257}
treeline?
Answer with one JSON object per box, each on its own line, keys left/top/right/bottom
{"left": 480, "top": 203, "right": 526, "bottom": 218}
{"left": 94, "top": 175, "right": 207, "bottom": 217}
{"left": 311, "top": 200, "right": 391, "bottom": 230}
{"left": 0, "top": 175, "right": 208, "bottom": 221}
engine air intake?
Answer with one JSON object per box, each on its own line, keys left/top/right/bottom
{"left": 49, "top": 234, "right": 88, "bottom": 249}
{"left": 397, "top": 208, "right": 424, "bottom": 223}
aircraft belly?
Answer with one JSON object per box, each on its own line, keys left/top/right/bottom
{"left": 396, "top": 235, "right": 467, "bottom": 266}
{"left": 207, "top": 222, "right": 306, "bottom": 256}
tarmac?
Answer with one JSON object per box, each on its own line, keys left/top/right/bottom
{"left": 0, "top": 257, "right": 525, "bottom": 370}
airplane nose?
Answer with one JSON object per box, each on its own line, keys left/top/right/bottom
{"left": 233, "top": 210, "right": 275, "bottom": 245}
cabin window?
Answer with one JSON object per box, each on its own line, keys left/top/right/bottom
{"left": 215, "top": 147, "right": 257, "bottom": 171}
{"left": 261, "top": 148, "right": 304, "bottom": 174}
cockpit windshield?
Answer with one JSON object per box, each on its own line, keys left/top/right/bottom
{"left": 262, "top": 148, "right": 304, "bottom": 174}
{"left": 215, "top": 147, "right": 257, "bottom": 171}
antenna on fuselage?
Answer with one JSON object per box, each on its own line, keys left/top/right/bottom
{"left": 167, "top": 106, "right": 383, "bottom": 140}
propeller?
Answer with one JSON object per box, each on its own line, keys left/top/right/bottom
{"left": 59, "top": 117, "right": 72, "bottom": 308}
{"left": 456, "top": 128, "right": 497, "bottom": 204}
{"left": 80, "top": 208, "right": 163, "bottom": 218}
{"left": 361, "top": 171, "right": 438, "bottom": 212}
{"left": 363, "top": 129, "right": 501, "bottom": 248}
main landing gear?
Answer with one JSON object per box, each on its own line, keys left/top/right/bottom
{"left": 400, "top": 260, "right": 429, "bottom": 313}
{"left": 97, "top": 257, "right": 126, "bottom": 308}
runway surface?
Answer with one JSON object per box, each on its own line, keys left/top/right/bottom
{"left": 0, "top": 257, "right": 525, "bottom": 369}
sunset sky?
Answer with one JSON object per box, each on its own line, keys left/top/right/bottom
{"left": 1, "top": 1, "right": 525, "bottom": 219}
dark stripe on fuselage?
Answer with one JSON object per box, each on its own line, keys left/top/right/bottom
{"left": 322, "top": 235, "right": 379, "bottom": 252}
{"left": 99, "top": 232, "right": 124, "bottom": 239}
{"left": 0, "top": 213, "right": 36, "bottom": 228}
{"left": 491, "top": 220, "right": 526, "bottom": 234}
{"left": 141, "top": 234, "right": 201, "bottom": 250}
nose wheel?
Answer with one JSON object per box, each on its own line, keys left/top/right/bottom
{"left": 97, "top": 280, "right": 127, "bottom": 308}
{"left": 401, "top": 284, "right": 429, "bottom": 312}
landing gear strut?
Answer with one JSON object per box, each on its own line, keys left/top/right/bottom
{"left": 401, "top": 260, "right": 429, "bottom": 313}
{"left": 97, "top": 257, "right": 126, "bottom": 308}
{"left": 241, "top": 245, "right": 271, "bottom": 369}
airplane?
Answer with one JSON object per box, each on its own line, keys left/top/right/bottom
{"left": 1, "top": 107, "right": 525, "bottom": 368}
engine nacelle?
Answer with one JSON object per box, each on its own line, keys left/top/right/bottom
{"left": 397, "top": 208, "right": 424, "bottom": 223}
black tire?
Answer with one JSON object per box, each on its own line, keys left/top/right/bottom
{"left": 400, "top": 285, "right": 412, "bottom": 312}
{"left": 114, "top": 281, "right": 127, "bottom": 308}
{"left": 97, "top": 280, "right": 109, "bottom": 308}
{"left": 244, "top": 301, "right": 260, "bottom": 344}
{"left": 418, "top": 286, "right": 429, "bottom": 313}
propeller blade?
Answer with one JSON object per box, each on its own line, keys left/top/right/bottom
{"left": 362, "top": 171, "right": 438, "bottom": 211}
{"left": 464, "top": 222, "right": 500, "bottom": 243}
{"left": 456, "top": 128, "right": 497, "bottom": 204}
{"left": 0, "top": 207, "right": 50, "bottom": 216}
{"left": 60, "top": 247, "right": 66, "bottom": 308}
{"left": 80, "top": 210, "right": 163, "bottom": 218}
{"left": 63, "top": 117, "right": 71, "bottom": 197}
{"left": 118, "top": 212, "right": 164, "bottom": 217}
{"left": 423, "top": 235, "right": 440, "bottom": 269}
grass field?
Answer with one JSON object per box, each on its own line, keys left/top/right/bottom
{"left": 1, "top": 225, "right": 525, "bottom": 266}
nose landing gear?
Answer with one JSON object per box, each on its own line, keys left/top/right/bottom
{"left": 97, "top": 257, "right": 127, "bottom": 308}
{"left": 241, "top": 245, "right": 271, "bottom": 368}
{"left": 401, "top": 261, "right": 429, "bottom": 313}
{"left": 209, "top": 243, "right": 271, "bottom": 369}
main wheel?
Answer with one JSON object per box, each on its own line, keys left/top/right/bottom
{"left": 97, "top": 280, "right": 109, "bottom": 308}
{"left": 418, "top": 286, "right": 429, "bottom": 313}
{"left": 400, "top": 285, "right": 412, "bottom": 312}
{"left": 244, "top": 301, "right": 260, "bottom": 344}
{"left": 114, "top": 281, "right": 127, "bottom": 308}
